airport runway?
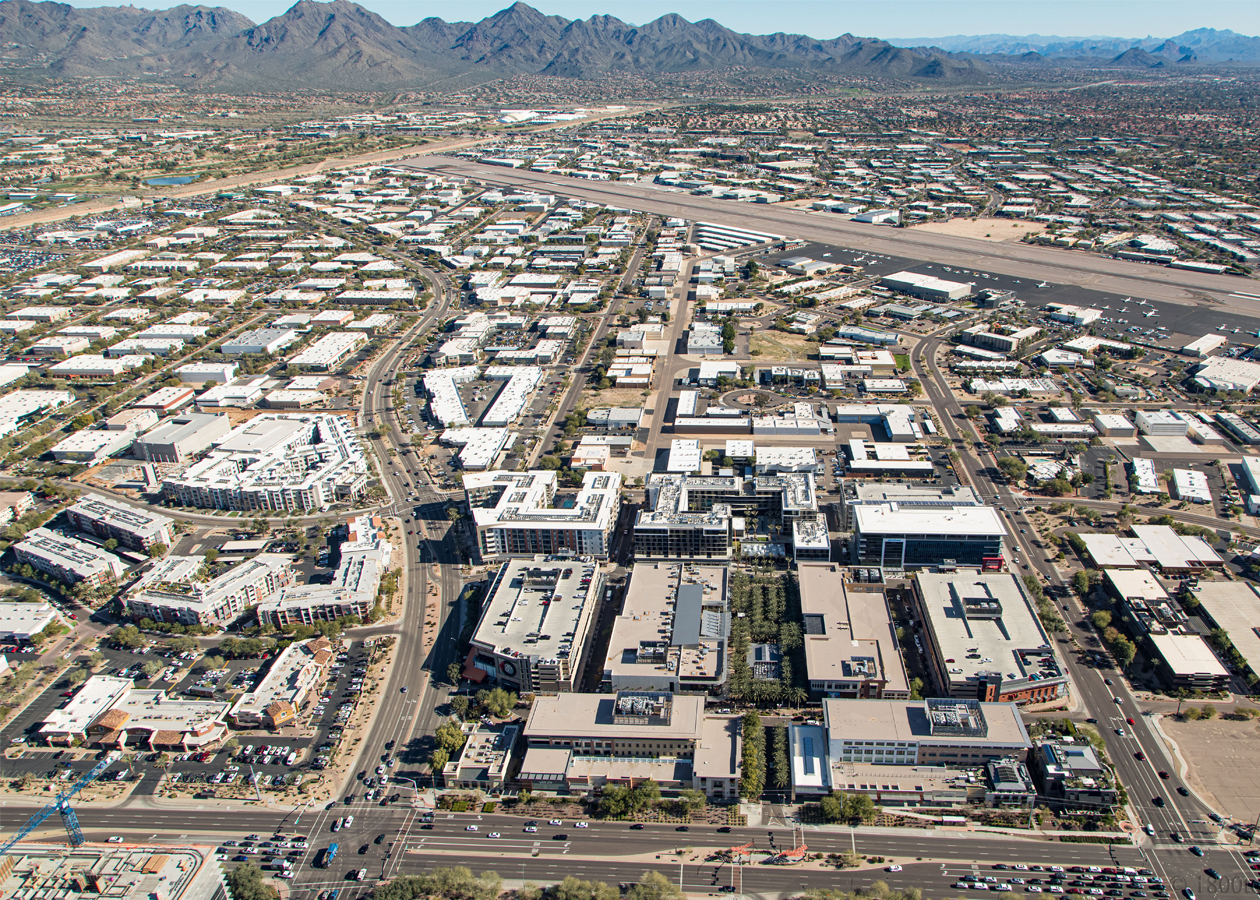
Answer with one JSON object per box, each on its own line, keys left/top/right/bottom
{"left": 401, "top": 157, "right": 1260, "bottom": 315}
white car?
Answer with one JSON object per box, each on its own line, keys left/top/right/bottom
{"left": 549, "top": 819, "right": 563, "bottom": 826}
{"left": 1027, "top": 888, "right": 1043, "bottom": 893}
{"left": 466, "top": 825, "right": 478, "bottom": 832}
{"left": 524, "top": 826, "right": 538, "bottom": 833}
{"left": 574, "top": 822, "right": 588, "bottom": 829}
{"left": 886, "top": 865, "right": 902, "bottom": 872}
{"left": 487, "top": 833, "right": 500, "bottom": 839}
{"left": 107, "top": 836, "right": 123, "bottom": 843}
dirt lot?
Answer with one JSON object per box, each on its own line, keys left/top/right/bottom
{"left": 749, "top": 331, "right": 817, "bottom": 362}
{"left": 577, "top": 387, "right": 652, "bottom": 410}
{"left": 909, "top": 218, "right": 1047, "bottom": 243}
{"left": 1159, "top": 715, "right": 1260, "bottom": 821}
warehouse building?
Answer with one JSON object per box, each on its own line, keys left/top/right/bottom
{"left": 13, "top": 528, "right": 125, "bottom": 586}
{"left": 221, "top": 327, "right": 300, "bottom": 356}
{"left": 133, "top": 412, "right": 232, "bottom": 464}
{"left": 288, "top": 332, "right": 366, "bottom": 370}
{"left": 464, "top": 470, "right": 622, "bottom": 561}
{"left": 65, "top": 496, "right": 173, "bottom": 552}
{"left": 1187, "top": 580, "right": 1260, "bottom": 687}
{"left": 465, "top": 556, "right": 604, "bottom": 693}
{"left": 133, "top": 386, "right": 196, "bottom": 414}
{"left": 912, "top": 571, "right": 1067, "bottom": 704}
{"left": 852, "top": 505, "right": 1006, "bottom": 569}
{"left": 175, "top": 362, "right": 237, "bottom": 385}
{"left": 50, "top": 429, "right": 135, "bottom": 463}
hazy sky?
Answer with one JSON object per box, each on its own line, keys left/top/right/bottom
{"left": 69, "top": 0, "right": 1260, "bottom": 36}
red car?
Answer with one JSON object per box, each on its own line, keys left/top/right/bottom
{"left": 1135, "top": 751, "right": 1146, "bottom": 761}
{"left": 1127, "top": 717, "right": 1136, "bottom": 725}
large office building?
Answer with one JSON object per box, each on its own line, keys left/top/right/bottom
{"left": 520, "top": 691, "right": 741, "bottom": 800}
{"left": 1186, "top": 580, "right": 1260, "bottom": 686}
{"left": 64, "top": 495, "right": 173, "bottom": 552}
{"left": 798, "top": 563, "right": 910, "bottom": 699}
{"left": 13, "top": 528, "right": 125, "bottom": 587}
{"left": 125, "top": 553, "right": 295, "bottom": 627}
{"left": 633, "top": 472, "right": 818, "bottom": 560}
{"left": 1147, "top": 632, "right": 1230, "bottom": 691}
{"left": 852, "top": 504, "right": 1006, "bottom": 569}
{"left": 838, "top": 483, "right": 983, "bottom": 530}
{"left": 464, "top": 556, "right": 603, "bottom": 693}
{"left": 820, "top": 697, "right": 1032, "bottom": 767}
{"left": 132, "top": 412, "right": 232, "bottom": 464}
{"left": 912, "top": 571, "right": 1068, "bottom": 704}
{"left": 464, "top": 470, "right": 622, "bottom": 561}
{"left": 161, "top": 413, "right": 368, "bottom": 511}
{"left": 600, "top": 561, "right": 729, "bottom": 695}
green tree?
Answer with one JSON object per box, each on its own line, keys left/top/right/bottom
{"left": 554, "top": 876, "right": 619, "bottom": 900}
{"left": 625, "top": 871, "right": 685, "bottom": 900}
{"left": 434, "top": 720, "right": 467, "bottom": 755}
{"left": 450, "top": 696, "right": 470, "bottom": 720}
{"left": 226, "top": 863, "right": 278, "bottom": 900}
{"left": 996, "top": 456, "right": 1028, "bottom": 481}
{"left": 204, "top": 548, "right": 219, "bottom": 564}
{"left": 476, "top": 686, "right": 516, "bottom": 718}
{"left": 1091, "top": 610, "right": 1113, "bottom": 630}
{"left": 148, "top": 543, "right": 167, "bottom": 558}
{"left": 112, "top": 625, "right": 145, "bottom": 650}
{"left": 167, "top": 635, "right": 199, "bottom": 654}
{"left": 65, "top": 668, "right": 88, "bottom": 687}
{"left": 141, "top": 660, "right": 163, "bottom": 679}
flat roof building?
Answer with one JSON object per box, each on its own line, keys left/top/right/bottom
{"left": 221, "top": 327, "right": 300, "bottom": 356}
{"left": 162, "top": 413, "right": 368, "bottom": 512}
{"left": 852, "top": 505, "right": 1006, "bottom": 570}
{"left": 1188, "top": 580, "right": 1260, "bottom": 686}
{"left": 821, "top": 697, "right": 1032, "bottom": 767}
{"left": 1147, "top": 632, "right": 1230, "bottom": 691}
{"left": 912, "top": 571, "right": 1067, "bottom": 705}
{"left": 464, "top": 470, "right": 622, "bottom": 562}
{"left": 65, "top": 495, "right": 173, "bottom": 552}
{"left": 230, "top": 637, "right": 334, "bottom": 729}
{"left": 38, "top": 674, "right": 228, "bottom": 749}
{"left": 0, "top": 601, "right": 58, "bottom": 641}
{"left": 466, "top": 556, "right": 604, "bottom": 693}
{"left": 133, "top": 412, "right": 232, "bottom": 464}
{"left": 838, "top": 483, "right": 983, "bottom": 530}
{"left": 880, "top": 271, "right": 973, "bottom": 302}
{"left": 600, "top": 561, "right": 729, "bottom": 694}
{"left": 288, "top": 332, "right": 366, "bottom": 370}
{"left": 125, "top": 553, "right": 294, "bottom": 627}
{"left": 13, "top": 527, "right": 125, "bottom": 587}
{"left": 134, "top": 385, "right": 196, "bottom": 413}
{"left": 50, "top": 428, "right": 135, "bottom": 463}
{"left": 798, "top": 563, "right": 910, "bottom": 699}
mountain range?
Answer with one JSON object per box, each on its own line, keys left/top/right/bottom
{"left": 0, "top": 0, "right": 989, "bottom": 89}
{"left": 3, "top": 0, "right": 1257, "bottom": 91}
{"left": 890, "top": 28, "right": 1260, "bottom": 63}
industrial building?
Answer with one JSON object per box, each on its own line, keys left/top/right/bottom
{"left": 175, "top": 362, "right": 237, "bottom": 385}
{"left": 65, "top": 495, "right": 173, "bottom": 552}
{"left": 464, "top": 470, "right": 622, "bottom": 561}
{"left": 132, "top": 412, "right": 232, "bottom": 464}
{"left": 464, "top": 556, "right": 604, "bottom": 693}
{"left": 481, "top": 366, "right": 542, "bottom": 427}
{"left": 50, "top": 428, "right": 135, "bottom": 463}
{"left": 221, "top": 327, "right": 300, "bottom": 356}
{"left": 912, "top": 571, "right": 1068, "bottom": 704}
{"left": 13, "top": 528, "right": 125, "bottom": 586}
{"left": 288, "top": 332, "right": 366, "bottom": 370}
{"left": 797, "top": 563, "right": 910, "bottom": 699}
{"left": 1191, "top": 356, "right": 1260, "bottom": 393}
{"left": 161, "top": 413, "right": 368, "bottom": 512}
{"left": 851, "top": 504, "right": 1006, "bottom": 569}
{"left": 600, "top": 562, "right": 729, "bottom": 694}
{"left": 1186, "top": 580, "right": 1260, "bottom": 686}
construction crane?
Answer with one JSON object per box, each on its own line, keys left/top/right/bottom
{"left": 0, "top": 751, "right": 122, "bottom": 858}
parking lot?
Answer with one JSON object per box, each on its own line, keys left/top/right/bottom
{"left": 0, "top": 638, "right": 374, "bottom": 801}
